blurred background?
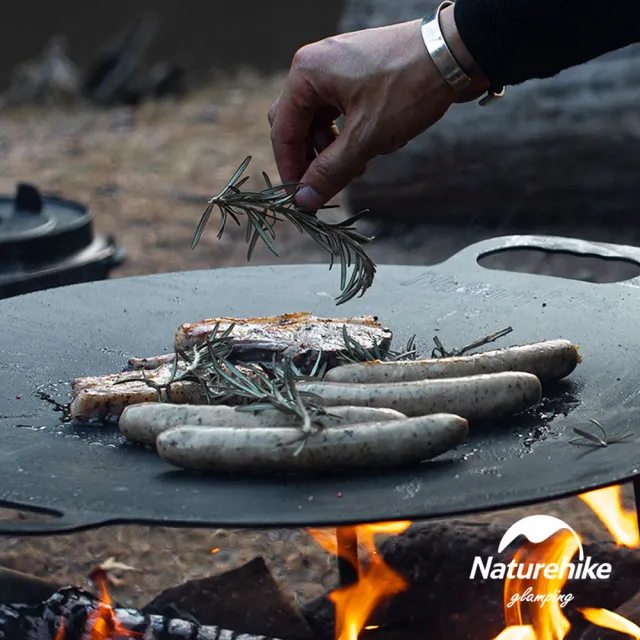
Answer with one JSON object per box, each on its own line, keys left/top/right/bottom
{"left": 2, "top": 0, "right": 640, "bottom": 295}
{"left": 0, "top": 0, "right": 345, "bottom": 89}
{"left": 2, "top": 0, "right": 640, "bottom": 612}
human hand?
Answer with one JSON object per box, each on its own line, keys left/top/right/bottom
{"left": 268, "top": 8, "right": 489, "bottom": 212}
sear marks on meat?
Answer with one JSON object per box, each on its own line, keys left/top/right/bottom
{"left": 70, "top": 362, "right": 206, "bottom": 423}
{"left": 174, "top": 312, "right": 393, "bottom": 373}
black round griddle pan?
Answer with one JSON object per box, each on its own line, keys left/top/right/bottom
{"left": 2, "top": 234, "right": 640, "bottom": 536}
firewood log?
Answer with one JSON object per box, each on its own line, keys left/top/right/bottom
{"left": 0, "top": 587, "right": 292, "bottom": 640}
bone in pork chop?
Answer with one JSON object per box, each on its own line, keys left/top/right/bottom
{"left": 174, "top": 312, "right": 392, "bottom": 373}
{"left": 70, "top": 361, "right": 207, "bottom": 423}
{"left": 70, "top": 313, "right": 392, "bottom": 423}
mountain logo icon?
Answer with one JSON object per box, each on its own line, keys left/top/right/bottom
{"left": 497, "top": 515, "right": 584, "bottom": 561}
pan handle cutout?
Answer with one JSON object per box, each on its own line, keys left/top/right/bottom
{"left": 0, "top": 505, "right": 110, "bottom": 536}
{"left": 446, "top": 234, "right": 640, "bottom": 285}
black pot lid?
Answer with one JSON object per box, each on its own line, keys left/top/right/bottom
{"left": 0, "top": 183, "right": 94, "bottom": 269}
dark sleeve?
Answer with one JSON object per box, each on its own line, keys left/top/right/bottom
{"left": 453, "top": 0, "right": 640, "bottom": 87}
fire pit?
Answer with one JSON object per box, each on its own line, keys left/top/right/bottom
{"left": 0, "top": 496, "right": 638, "bottom": 639}
{"left": 1, "top": 234, "right": 640, "bottom": 639}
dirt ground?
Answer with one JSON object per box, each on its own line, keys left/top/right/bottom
{"left": 0, "top": 70, "right": 637, "bottom": 612}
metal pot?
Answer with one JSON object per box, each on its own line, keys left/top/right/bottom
{"left": 0, "top": 183, "right": 125, "bottom": 299}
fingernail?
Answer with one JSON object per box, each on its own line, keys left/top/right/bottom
{"left": 295, "top": 186, "right": 324, "bottom": 212}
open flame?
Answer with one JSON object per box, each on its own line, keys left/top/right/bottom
{"left": 51, "top": 484, "right": 638, "bottom": 640}
{"left": 494, "top": 484, "right": 639, "bottom": 640}
{"left": 308, "top": 485, "right": 638, "bottom": 640}
{"left": 580, "top": 607, "right": 640, "bottom": 638}
{"left": 495, "top": 529, "right": 579, "bottom": 640}
{"left": 493, "top": 626, "right": 537, "bottom": 640}
{"left": 308, "top": 521, "right": 411, "bottom": 640}
{"left": 54, "top": 620, "right": 66, "bottom": 640}
{"left": 85, "top": 569, "right": 140, "bottom": 639}
{"left": 579, "top": 485, "right": 640, "bottom": 547}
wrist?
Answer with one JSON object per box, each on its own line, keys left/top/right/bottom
{"left": 420, "top": 1, "right": 505, "bottom": 105}
{"left": 438, "top": 4, "right": 491, "bottom": 95}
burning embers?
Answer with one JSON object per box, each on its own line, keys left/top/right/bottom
{"left": 2, "top": 572, "right": 285, "bottom": 640}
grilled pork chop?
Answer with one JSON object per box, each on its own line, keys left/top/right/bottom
{"left": 70, "top": 313, "right": 392, "bottom": 423}
{"left": 70, "top": 361, "right": 206, "bottom": 423}
{"left": 174, "top": 312, "right": 392, "bottom": 372}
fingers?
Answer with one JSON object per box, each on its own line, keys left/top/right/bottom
{"left": 269, "top": 80, "right": 324, "bottom": 186}
{"left": 309, "top": 120, "right": 339, "bottom": 155}
{"left": 305, "top": 138, "right": 317, "bottom": 165}
{"left": 267, "top": 93, "right": 280, "bottom": 127}
{"left": 268, "top": 41, "right": 369, "bottom": 212}
{"left": 269, "top": 69, "right": 342, "bottom": 178}
{"left": 270, "top": 92, "right": 368, "bottom": 212}
{"left": 270, "top": 93, "right": 311, "bottom": 188}
{"left": 303, "top": 121, "right": 339, "bottom": 166}
{"left": 295, "top": 121, "right": 370, "bottom": 212}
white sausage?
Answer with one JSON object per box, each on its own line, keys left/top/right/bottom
{"left": 155, "top": 413, "right": 469, "bottom": 473}
{"left": 296, "top": 371, "right": 542, "bottom": 421}
{"left": 323, "top": 340, "right": 580, "bottom": 384}
{"left": 118, "top": 402, "right": 407, "bottom": 446}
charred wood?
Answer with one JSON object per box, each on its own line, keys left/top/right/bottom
{"left": 0, "top": 586, "right": 292, "bottom": 640}
{"left": 143, "top": 557, "right": 314, "bottom": 640}
{"left": 0, "top": 568, "right": 62, "bottom": 606}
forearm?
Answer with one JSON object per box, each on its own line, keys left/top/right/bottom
{"left": 453, "top": 0, "right": 640, "bottom": 87}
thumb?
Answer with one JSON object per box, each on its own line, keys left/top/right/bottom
{"left": 294, "top": 126, "right": 369, "bottom": 212}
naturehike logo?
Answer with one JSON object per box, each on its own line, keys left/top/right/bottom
{"left": 469, "top": 515, "right": 612, "bottom": 609}
{"left": 499, "top": 515, "right": 585, "bottom": 561}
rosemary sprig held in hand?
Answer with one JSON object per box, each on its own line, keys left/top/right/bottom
{"left": 191, "top": 156, "right": 377, "bottom": 305}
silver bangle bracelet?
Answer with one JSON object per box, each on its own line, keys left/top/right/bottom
{"left": 420, "top": 1, "right": 505, "bottom": 106}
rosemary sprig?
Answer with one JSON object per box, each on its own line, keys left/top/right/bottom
{"left": 191, "top": 156, "right": 377, "bottom": 305}
{"left": 115, "top": 322, "right": 333, "bottom": 453}
{"left": 113, "top": 320, "right": 517, "bottom": 456}
{"left": 113, "top": 322, "right": 238, "bottom": 404}
{"left": 337, "top": 325, "right": 514, "bottom": 364}
{"left": 430, "top": 327, "right": 514, "bottom": 358}
{"left": 569, "top": 418, "right": 635, "bottom": 448}
{"left": 339, "top": 325, "right": 418, "bottom": 364}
